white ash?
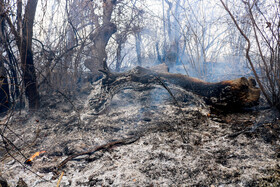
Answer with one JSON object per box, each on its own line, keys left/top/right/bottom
{"left": 0, "top": 88, "right": 279, "bottom": 186}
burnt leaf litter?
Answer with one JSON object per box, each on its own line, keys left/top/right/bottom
{"left": 0, "top": 83, "right": 279, "bottom": 186}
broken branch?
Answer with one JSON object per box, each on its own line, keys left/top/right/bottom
{"left": 52, "top": 135, "right": 141, "bottom": 180}
{"left": 88, "top": 66, "right": 261, "bottom": 114}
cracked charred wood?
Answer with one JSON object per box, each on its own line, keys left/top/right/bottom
{"left": 88, "top": 66, "right": 260, "bottom": 113}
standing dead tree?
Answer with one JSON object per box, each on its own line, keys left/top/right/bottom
{"left": 85, "top": 0, "right": 117, "bottom": 79}
{"left": 2, "top": 0, "right": 40, "bottom": 109}
{"left": 113, "top": 0, "right": 145, "bottom": 71}
{"left": 0, "top": 56, "right": 9, "bottom": 113}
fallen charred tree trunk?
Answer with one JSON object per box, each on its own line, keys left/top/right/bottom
{"left": 86, "top": 65, "right": 260, "bottom": 114}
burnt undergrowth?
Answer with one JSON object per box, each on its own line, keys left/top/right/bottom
{"left": 0, "top": 84, "right": 279, "bottom": 186}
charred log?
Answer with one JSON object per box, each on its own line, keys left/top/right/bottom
{"left": 87, "top": 65, "right": 260, "bottom": 114}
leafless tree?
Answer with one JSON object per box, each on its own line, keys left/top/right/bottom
{"left": 112, "top": 0, "right": 145, "bottom": 71}
{"left": 84, "top": 0, "right": 117, "bottom": 77}
{"left": 0, "top": 0, "right": 40, "bottom": 109}
{"left": 220, "top": 0, "right": 280, "bottom": 109}
{"left": 0, "top": 55, "right": 9, "bottom": 113}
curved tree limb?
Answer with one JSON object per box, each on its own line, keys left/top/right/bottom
{"left": 87, "top": 65, "right": 260, "bottom": 114}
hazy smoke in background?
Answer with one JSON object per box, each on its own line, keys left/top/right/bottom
{"left": 107, "top": 0, "right": 257, "bottom": 83}
{"left": 169, "top": 56, "right": 254, "bottom": 82}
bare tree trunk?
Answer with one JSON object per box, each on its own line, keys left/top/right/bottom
{"left": 135, "top": 32, "right": 142, "bottom": 66}
{"left": 20, "top": 47, "right": 39, "bottom": 109}
{"left": 1, "top": 0, "right": 39, "bottom": 109}
{"left": 115, "top": 34, "right": 123, "bottom": 72}
{"left": 116, "top": 44, "right": 122, "bottom": 72}
{"left": 155, "top": 42, "right": 163, "bottom": 64}
{"left": 85, "top": 0, "right": 117, "bottom": 78}
{"left": 0, "top": 58, "right": 9, "bottom": 113}
{"left": 19, "top": 0, "right": 39, "bottom": 109}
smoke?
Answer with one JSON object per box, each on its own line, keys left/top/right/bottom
{"left": 168, "top": 55, "right": 254, "bottom": 82}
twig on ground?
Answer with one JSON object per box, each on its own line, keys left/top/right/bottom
{"left": 51, "top": 135, "right": 141, "bottom": 180}
{"left": 56, "top": 171, "right": 64, "bottom": 187}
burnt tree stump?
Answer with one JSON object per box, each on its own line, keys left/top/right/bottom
{"left": 86, "top": 65, "right": 260, "bottom": 114}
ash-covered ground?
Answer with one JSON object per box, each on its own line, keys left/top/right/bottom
{"left": 1, "top": 84, "right": 280, "bottom": 187}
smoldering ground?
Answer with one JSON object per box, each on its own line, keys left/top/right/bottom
{"left": 0, "top": 83, "right": 279, "bottom": 187}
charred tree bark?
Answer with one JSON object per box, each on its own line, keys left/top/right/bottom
{"left": 0, "top": 59, "right": 9, "bottom": 113}
{"left": 88, "top": 65, "right": 260, "bottom": 114}
{"left": 4, "top": 0, "right": 40, "bottom": 109}
{"left": 20, "top": 47, "right": 39, "bottom": 109}
{"left": 19, "top": 0, "right": 39, "bottom": 109}
{"left": 1, "top": 0, "right": 39, "bottom": 110}
{"left": 0, "top": 4, "right": 20, "bottom": 100}
{"left": 115, "top": 33, "right": 127, "bottom": 72}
